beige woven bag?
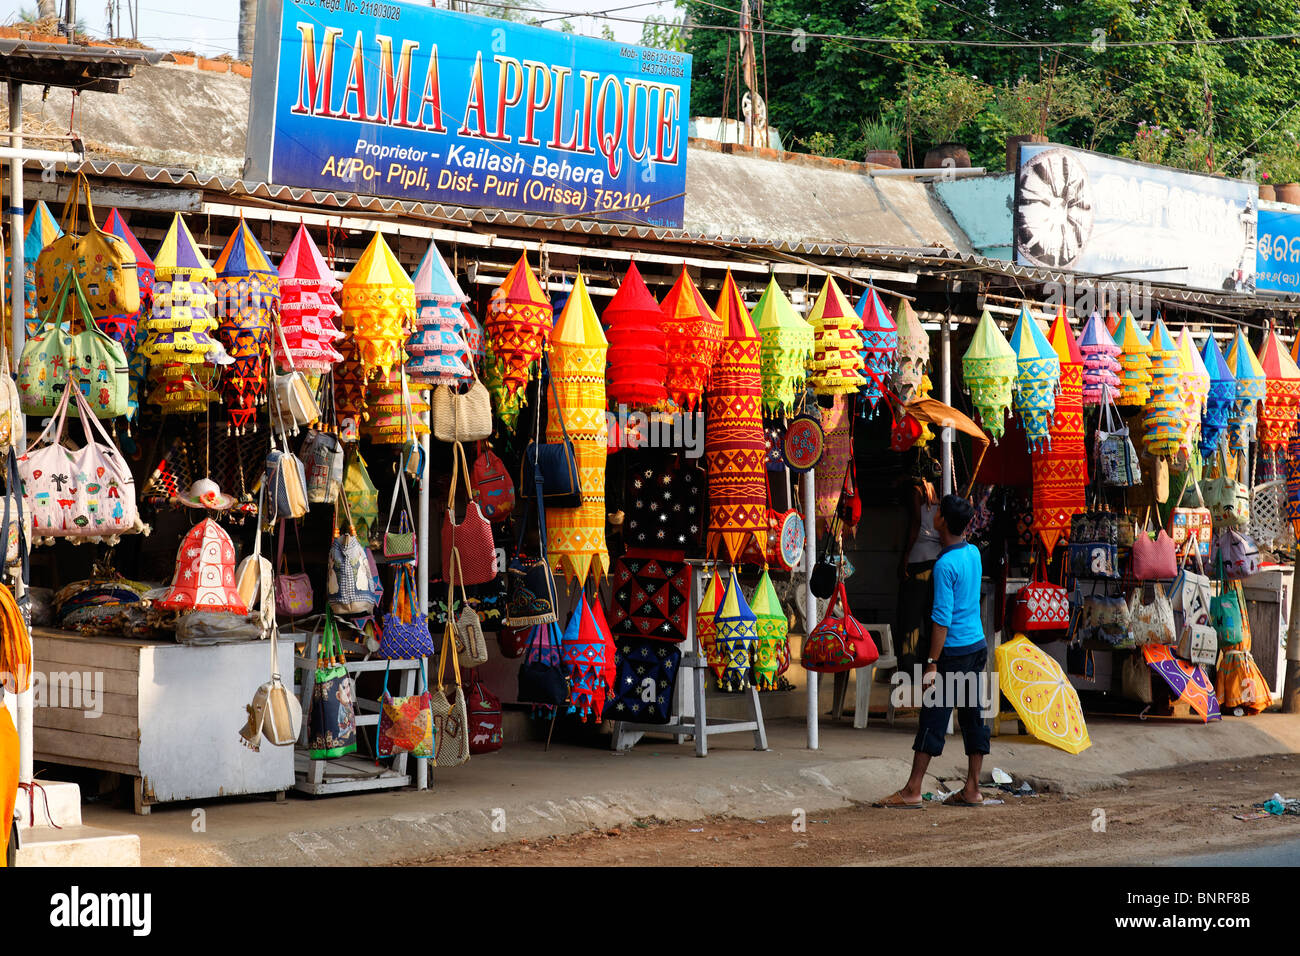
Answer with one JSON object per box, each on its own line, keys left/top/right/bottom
{"left": 432, "top": 374, "right": 493, "bottom": 443}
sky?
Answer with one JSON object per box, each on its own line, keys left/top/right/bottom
{"left": 0, "top": 0, "right": 679, "bottom": 57}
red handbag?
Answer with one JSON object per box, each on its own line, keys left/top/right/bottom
{"left": 497, "top": 625, "right": 529, "bottom": 659}
{"left": 1132, "top": 508, "right": 1177, "bottom": 581}
{"left": 471, "top": 440, "right": 515, "bottom": 524}
{"left": 465, "top": 668, "right": 503, "bottom": 754}
{"left": 1009, "top": 559, "right": 1070, "bottom": 632}
{"left": 441, "top": 441, "right": 498, "bottom": 586}
{"left": 800, "top": 581, "right": 879, "bottom": 673}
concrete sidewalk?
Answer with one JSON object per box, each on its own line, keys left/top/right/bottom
{"left": 81, "top": 711, "right": 1300, "bottom": 866}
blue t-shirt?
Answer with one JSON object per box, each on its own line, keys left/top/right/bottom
{"left": 930, "top": 541, "right": 985, "bottom": 650}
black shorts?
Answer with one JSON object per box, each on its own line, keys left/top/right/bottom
{"left": 913, "top": 645, "right": 992, "bottom": 757}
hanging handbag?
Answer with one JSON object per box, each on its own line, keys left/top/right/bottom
{"left": 0, "top": 343, "right": 24, "bottom": 458}
{"left": 504, "top": 493, "right": 559, "bottom": 628}
{"left": 1078, "top": 593, "right": 1131, "bottom": 646}
{"left": 432, "top": 584, "right": 471, "bottom": 767}
{"left": 1121, "top": 652, "right": 1153, "bottom": 704}
{"left": 1009, "top": 558, "right": 1070, "bottom": 632}
{"left": 441, "top": 441, "right": 498, "bottom": 586}
{"left": 264, "top": 404, "right": 309, "bottom": 522}
{"left": 498, "top": 625, "right": 530, "bottom": 659}
{"left": 272, "top": 319, "right": 321, "bottom": 434}
{"left": 1213, "top": 528, "right": 1261, "bottom": 580}
{"left": 34, "top": 171, "right": 140, "bottom": 320}
{"left": 377, "top": 659, "right": 435, "bottom": 759}
{"left": 1176, "top": 623, "right": 1218, "bottom": 666}
{"left": 801, "top": 581, "right": 880, "bottom": 673}
{"left": 607, "top": 635, "right": 681, "bottom": 724}
{"left": 1250, "top": 479, "right": 1290, "bottom": 552}
{"left": 343, "top": 451, "right": 380, "bottom": 543}
{"left": 781, "top": 413, "right": 825, "bottom": 473}
{"left": 609, "top": 554, "right": 691, "bottom": 643}
{"left": 1169, "top": 477, "right": 1213, "bottom": 560}
{"left": 236, "top": 488, "right": 275, "bottom": 627}
{"left": 238, "top": 615, "right": 303, "bottom": 751}
{"left": 471, "top": 441, "right": 515, "bottom": 523}
{"left": 382, "top": 469, "right": 416, "bottom": 561}
{"left": 809, "top": 507, "right": 843, "bottom": 599}
{"left": 1211, "top": 582, "right": 1247, "bottom": 646}
{"left": 327, "top": 492, "right": 381, "bottom": 616}
{"left": 1067, "top": 508, "right": 1120, "bottom": 579}
{"left": 273, "top": 519, "right": 314, "bottom": 620}
{"left": 17, "top": 379, "right": 138, "bottom": 544}
{"left": 1096, "top": 394, "right": 1141, "bottom": 487}
{"left": 441, "top": 550, "right": 489, "bottom": 668}
{"left": 19, "top": 272, "right": 128, "bottom": 419}
{"left": 377, "top": 562, "right": 435, "bottom": 659}
{"left": 1131, "top": 507, "right": 1177, "bottom": 581}
{"left": 300, "top": 428, "right": 344, "bottom": 505}
{"left": 1, "top": 452, "right": 30, "bottom": 568}
{"left": 1201, "top": 442, "right": 1250, "bottom": 530}
{"left": 466, "top": 669, "right": 504, "bottom": 754}
{"left": 432, "top": 372, "right": 493, "bottom": 443}
{"left": 517, "top": 621, "right": 569, "bottom": 706}
{"left": 1128, "top": 586, "right": 1176, "bottom": 646}
{"left": 1167, "top": 541, "right": 1213, "bottom": 630}
{"left": 307, "top": 608, "right": 358, "bottom": 759}
{"left": 521, "top": 361, "right": 582, "bottom": 508}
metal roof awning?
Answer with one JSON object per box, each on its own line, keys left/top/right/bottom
{"left": 0, "top": 40, "right": 161, "bottom": 93}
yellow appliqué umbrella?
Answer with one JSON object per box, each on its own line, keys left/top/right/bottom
{"left": 342, "top": 231, "right": 414, "bottom": 382}
{"left": 546, "top": 272, "right": 609, "bottom": 586}
{"left": 753, "top": 276, "right": 813, "bottom": 416}
{"left": 962, "top": 308, "right": 1016, "bottom": 441}
{"left": 706, "top": 270, "right": 768, "bottom": 563}
{"left": 1113, "top": 310, "right": 1152, "bottom": 406}
{"left": 995, "top": 636, "right": 1091, "bottom": 754}
{"left": 807, "top": 275, "right": 866, "bottom": 396}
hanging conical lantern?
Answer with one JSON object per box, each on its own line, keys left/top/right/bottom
{"left": 485, "top": 252, "right": 552, "bottom": 402}
{"left": 753, "top": 277, "right": 814, "bottom": 416}
{"left": 854, "top": 285, "right": 898, "bottom": 414}
{"left": 1031, "top": 306, "right": 1086, "bottom": 551}
{"left": 1106, "top": 311, "right": 1121, "bottom": 337}
{"left": 559, "top": 593, "right": 608, "bottom": 723}
{"left": 1009, "top": 304, "right": 1060, "bottom": 451}
{"left": 893, "top": 297, "right": 929, "bottom": 404}
{"left": 1113, "top": 310, "right": 1152, "bottom": 406}
{"left": 706, "top": 270, "right": 768, "bottom": 564}
{"left": 146, "top": 364, "right": 220, "bottom": 414}
{"left": 1142, "top": 316, "right": 1183, "bottom": 457}
{"left": 461, "top": 302, "right": 485, "bottom": 363}
{"left": 140, "top": 214, "right": 220, "bottom": 370}
{"left": 1200, "top": 334, "right": 1235, "bottom": 457}
{"left": 696, "top": 569, "right": 724, "bottom": 685}
{"left": 341, "top": 231, "right": 414, "bottom": 383}
{"left": 1078, "top": 311, "right": 1121, "bottom": 406}
{"left": 661, "top": 267, "right": 724, "bottom": 412}
{"left": 962, "top": 308, "right": 1016, "bottom": 441}
{"left": 603, "top": 261, "right": 668, "bottom": 410}
{"left": 1177, "top": 327, "right": 1210, "bottom": 458}
{"left": 154, "top": 518, "right": 247, "bottom": 613}
{"left": 406, "top": 240, "right": 472, "bottom": 387}
{"left": 750, "top": 570, "right": 787, "bottom": 691}
{"left": 1258, "top": 329, "right": 1300, "bottom": 450}
{"left": 275, "top": 224, "right": 344, "bottom": 372}
{"left": 1226, "top": 329, "right": 1265, "bottom": 450}
{"left": 10, "top": 200, "right": 62, "bottom": 342}
{"left": 213, "top": 218, "right": 278, "bottom": 434}
{"left": 807, "top": 275, "right": 866, "bottom": 397}
{"left": 546, "top": 272, "right": 609, "bottom": 586}
{"left": 100, "top": 208, "right": 153, "bottom": 350}
{"left": 1288, "top": 434, "right": 1300, "bottom": 535}
{"left": 713, "top": 569, "right": 756, "bottom": 692}
{"left": 483, "top": 344, "right": 526, "bottom": 432}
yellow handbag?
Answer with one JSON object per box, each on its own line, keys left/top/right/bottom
{"left": 34, "top": 172, "right": 140, "bottom": 321}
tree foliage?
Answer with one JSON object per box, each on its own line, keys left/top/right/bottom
{"left": 683, "top": 0, "right": 1300, "bottom": 173}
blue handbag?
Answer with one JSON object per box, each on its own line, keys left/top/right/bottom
{"left": 377, "top": 563, "right": 434, "bottom": 659}
{"left": 521, "top": 361, "right": 582, "bottom": 508}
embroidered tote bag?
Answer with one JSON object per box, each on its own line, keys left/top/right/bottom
{"left": 801, "top": 581, "right": 880, "bottom": 673}
{"left": 377, "top": 659, "right": 434, "bottom": 759}
{"left": 308, "top": 609, "right": 358, "bottom": 759}
{"left": 377, "top": 562, "right": 435, "bottom": 659}
{"left": 432, "top": 589, "right": 471, "bottom": 767}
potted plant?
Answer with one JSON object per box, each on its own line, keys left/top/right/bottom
{"left": 889, "top": 67, "right": 991, "bottom": 169}
{"left": 1259, "top": 171, "right": 1275, "bottom": 202}
{"left": 857, "top": 113, "right": 902, "bottom": 168}
{"left": 1261, "top": 149, "right": 1300, "bottom": 205}
{"left": 992, "top": 73, "right": 1085, "bottom": 171}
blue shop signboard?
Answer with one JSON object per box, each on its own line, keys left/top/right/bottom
{"left": 1257, "top": 207, "right": 1300, "bottom": 295}
{"left": 246, "top": 0, "right": 690, "bottom": 227}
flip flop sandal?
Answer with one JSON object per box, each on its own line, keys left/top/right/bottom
{"left": 949, "top": 797, "right": 987, "bottom": 807}
{"left": 875, "top": 792, "right": 923, "bottom": 810}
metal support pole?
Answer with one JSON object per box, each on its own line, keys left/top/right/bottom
{"left": 7, "top": 81, "right": 31, "bottom": 785}
{"left": 415, "top": 412, "right": 431, "bottom": 790}
{"left": 1283, "top": 566, "right": 1300, "bottom": 713}
{"left": 803, "top": 467, "right": 818, "bottom": 750}
{"left": 940, "top": 312, "right": 953, "bottom": 496}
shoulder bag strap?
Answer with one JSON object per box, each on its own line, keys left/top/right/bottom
{"left": 544, "top": 357, "right": 574, "bottom": 447}
{"left": 274, "top": 314, "right": 297, "bottom": 372}
{"left": 28, "top": 374, "right": 76, "bottom": 452}
{"left": 386, "top": 465, "right": 413, "bottom": 534}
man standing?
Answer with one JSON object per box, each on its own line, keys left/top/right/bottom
{"left": 878, "top": 493, "right": 990, "bottom": 809}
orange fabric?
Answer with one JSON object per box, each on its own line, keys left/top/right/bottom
{"left": 0, "top": 707, "right": 16, "bottom": 867}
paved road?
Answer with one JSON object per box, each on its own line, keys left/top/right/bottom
{"left": 1158, "top": 838, "right": 1300, "bottom": 867}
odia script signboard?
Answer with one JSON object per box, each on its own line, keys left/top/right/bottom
{"left": 246, "top": 0, "right": 690, "bottom": 227}
{"left": 1257, "top": 206, "right": 1300, "bottom": 296}
{"left": 1012, "top": 143, "right": 1256, "bottom": 293}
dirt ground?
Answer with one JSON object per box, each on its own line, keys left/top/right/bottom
{"left": 403, "top": 754, "right": 1300, "bottom": 866}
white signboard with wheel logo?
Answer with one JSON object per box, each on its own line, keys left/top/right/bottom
{"left": 1013, "top": 143, "right": 1257, "bottom": 294}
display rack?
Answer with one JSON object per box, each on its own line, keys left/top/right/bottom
{"left": 611, "top": 562, "right": 769, "bottom": 756}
